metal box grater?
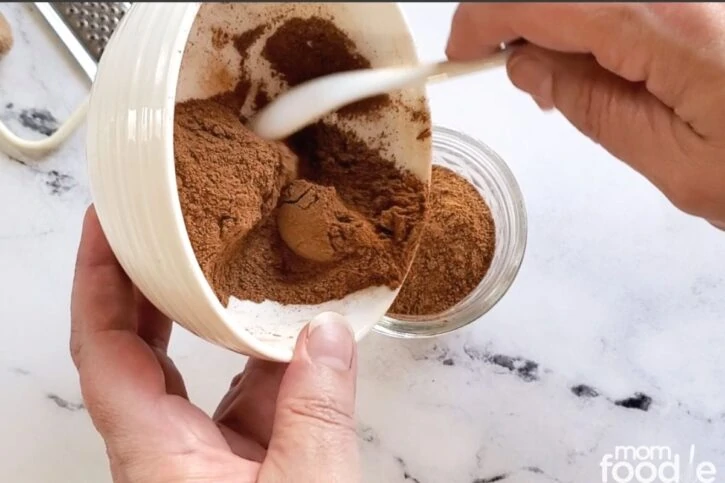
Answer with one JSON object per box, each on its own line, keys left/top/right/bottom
{"left": 34, "top": 2, "right": 131, "bottom": 81}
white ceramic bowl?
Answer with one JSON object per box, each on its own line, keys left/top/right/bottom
{"left": 86, "top": 3, "right": 431, "bottom": 361}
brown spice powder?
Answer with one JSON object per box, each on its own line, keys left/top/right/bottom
{"left": 263, "top": 16, "right": 368, "bottom": 86}
{"left": 233, "top": 24, "right": 268, "bottom": 62}
{"left": 176, "top": 17, "right": 427, "bottom": 307}
{"left": 174, "top": 99, "right": 297, "bottom": 283}
{"left": 211, "top": 25, "right": 269, "bottom": 112}
{"left": 175, "top": 116, "right": 426, "bottom": 305}
{"left": 276, "top": 179, "right": 380, "bottom": 264}
{"left": 211, "top": 27, "right": 231, "bottom": 50}
{"left": 389, "top": 166, "right": 496, "bottom": 316}
{"left": 253, "top": 87, "right": 272, "bottom": 111}
{"left": 262, "top": 16, "right": 389, "bottom": 118}
{"left": 214, "top": 122, "right": 426, "bottom": 305}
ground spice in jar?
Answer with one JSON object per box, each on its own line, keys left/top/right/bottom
{"left": 388, "top": 166, "right": 496, "bottom": 316}
{"left": 175, "top": 18, "right": 427, "bottom": 307}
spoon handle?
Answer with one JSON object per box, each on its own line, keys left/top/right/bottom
{"left": 251, "top": 49, "right": 514, "bottom": 140}
{"left": 426, "top": 49, "right": 512, "bottom": 84}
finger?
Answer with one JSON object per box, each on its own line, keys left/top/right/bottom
{"left": 446, "top": 3, "right": 630, "bottom": 61}
{"left": 261, "top": 312, "right": 359, "bottom": 483}
{"left": 710, "top": 220, "right": 725, "bottom": 231}
{"left": 71, "top": 206, "right": 167, "bottom": 439}
{"left": 217, "top": 424, "right": 267, "bottom": 462}
{"left": 506, "top": 46, "right": 708, "bottom": 213}
{"left": 71, "top": 206, "right": 138, "bottom": 368}
{"left": 446, "top": 3, "right": 521, "bottom": 60}
{"left": 135, "top": 288, "right": 172, "bottom": 352}
{"left": 445, "top": 3, "right": 704, "bottom": 112}
{"left": 151, "top": 348, "right": 189, "bottom": 399}
{"left": 134, "top": 289, "right": 186, "bottom": 398}
{"left": 214, "top": 359, "right": 287, "bottom": 448}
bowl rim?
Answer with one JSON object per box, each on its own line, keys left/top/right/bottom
{"left": 373, "top": 125, "right": 529, "bottom": 338}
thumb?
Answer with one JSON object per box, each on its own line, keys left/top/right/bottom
{"left": 260, "top": 312, "right": 360, "bottom": 483}
{"left": 505, "top": 46, "right": 698, "bottom": 201}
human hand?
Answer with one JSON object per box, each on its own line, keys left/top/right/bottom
{"left": 70, "top": 207, "right": 361, "bottom": 482}
{"left": 447, "top": 3, "right": 725, "bottom": 228}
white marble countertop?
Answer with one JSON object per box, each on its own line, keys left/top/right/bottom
{"left": 1, "top": 3, "right": 724, "bottom": 482}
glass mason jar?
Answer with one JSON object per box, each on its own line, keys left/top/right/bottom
{"left": 375, "top": 126, "right": 528, "bottom": 338}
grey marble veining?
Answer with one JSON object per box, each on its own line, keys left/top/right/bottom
{"left": 0, "top": 3, "right": 723, "bottom": 483}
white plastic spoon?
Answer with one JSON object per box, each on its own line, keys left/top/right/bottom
{"left": 250, "top": 49, "right": 511, "bottom": 140}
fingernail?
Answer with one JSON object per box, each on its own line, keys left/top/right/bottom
{"left": 508, "top": 54, "right": 554, "bottom": 108}
{"left": 532, "top": 95, "right": 555, "bottom": 111}
{"left": 306, "top": 312, "right": 355, "bottom": 371}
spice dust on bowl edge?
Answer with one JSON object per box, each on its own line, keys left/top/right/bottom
{"left": 376, "top": 126, "right": 528, "bottom": 338}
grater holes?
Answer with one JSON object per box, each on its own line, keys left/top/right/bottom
{"left": 52, "top": 2, "right": 128, "bottom": 62}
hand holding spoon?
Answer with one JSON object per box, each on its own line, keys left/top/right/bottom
{"left": 250, "top": 48, "right": 513, "bottom": 140}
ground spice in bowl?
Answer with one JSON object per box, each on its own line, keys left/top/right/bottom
{"left": 174, "top": 15, "right": 427, "bottom": 308}
{"left": 211, "top": 121, "right": 426, "bottom": 305}
{"left": 174, "top": 99, "right": 297, "bottom": 280}
{"left": 389, "top": 165, "right": 496, "bottom": 316}
{"left": 262, "top": 16, "right": 390, "bottom": 117}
